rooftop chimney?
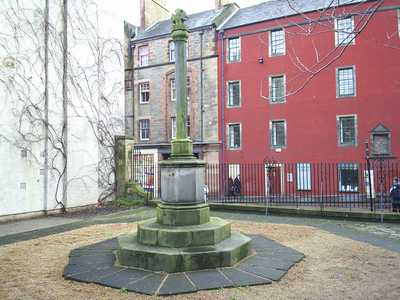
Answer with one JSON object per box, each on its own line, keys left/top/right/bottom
{"left": 140, "top": 0, "right": 169, "bottom": 30}
{"left": 215, "top": 0, "right": 233, "bottom": 9}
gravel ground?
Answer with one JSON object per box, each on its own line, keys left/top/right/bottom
{"left": 0, "top": 221, "right": 399, "bottom": 300}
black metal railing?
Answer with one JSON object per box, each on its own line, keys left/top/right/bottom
{"left": 205, "top": 161, "right": 400, "bottom": 212}
{"left": 131, "top": 146, "right": 160, "bottom": 199}
{"left": 130, "top": 153, "right": 399, "bottom": 212}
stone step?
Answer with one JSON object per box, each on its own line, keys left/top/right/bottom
{"left": 116, "top": 231, "right": 252, "bottom": 273}
{"left": 137, "top": 217, "right": 231, "bottom": 248}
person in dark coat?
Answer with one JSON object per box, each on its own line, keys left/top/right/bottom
{"left": 227, "top": 177, "right": 234, "bottom": 197}
{"left": 390, "top": 177, "right": 400, "bottom": 213}
{"left": 233, "top": 175, "right": 241, "bottom": 196}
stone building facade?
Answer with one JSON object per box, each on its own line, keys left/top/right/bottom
{"left": 127, "top": 4, "right": 238, "bottom": 164}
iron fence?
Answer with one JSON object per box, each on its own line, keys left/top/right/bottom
{"left": 130, "top": 146, "right": 160, "bottom": 199}
{"left": 130, "top": 152, "right": 400, "bottom": 212}
{"left": 205, "top": 161, "right": 400, "bottom": 212}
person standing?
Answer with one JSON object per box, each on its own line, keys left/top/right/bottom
{"left": 389, "top": 177, "right": 400, "bottom": 213}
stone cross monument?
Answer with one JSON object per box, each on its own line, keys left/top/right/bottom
{"left": 159, "top": 8, "right": 205, "bottom": 205}
{"left": 116, "top": 9, "right": 251, "bottom": 273}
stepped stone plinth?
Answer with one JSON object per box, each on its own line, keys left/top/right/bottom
{"left": 116, "top": 204, "right": 252, "bottom": 272}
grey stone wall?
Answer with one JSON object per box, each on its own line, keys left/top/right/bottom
{"left": 132, "top": 29, "right": 219, "bottom": 152}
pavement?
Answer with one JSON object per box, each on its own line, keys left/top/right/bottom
{"left": 0, "top": 217, "right": 81, "bottom": 237}
{"left": 0, "top": 207, "right": 399, "bottom": 254}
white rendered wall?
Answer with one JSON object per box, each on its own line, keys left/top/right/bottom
{"left": 0, "top": 0, "right": 124, "bottom": 216}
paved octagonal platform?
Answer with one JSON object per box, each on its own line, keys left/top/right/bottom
{"left": 64, "top": 235, "right": 304, "bottom": 296}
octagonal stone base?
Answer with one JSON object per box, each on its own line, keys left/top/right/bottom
{"left": 64, "top": 235, "right": 305, "bottom": 296}
{"left": 137, "top": 217, "right": 231, "bottom": 248}
{"left": 157, "top": 203, "right": 210, "bottom": 226}
{"left": 116, "top": 231, "right": 251, "bottom": 273}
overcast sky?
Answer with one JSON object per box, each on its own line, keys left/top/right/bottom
{"left": 99, "top": 0, "right": 265, "bottom": 25}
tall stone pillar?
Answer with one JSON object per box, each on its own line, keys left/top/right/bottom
{"left": 170, "top": 9, "right": 192, "bottom": 158}
{"left": 159, "top": 9, "right": 205, "bottom": 205}
{"left": 116, "top": 9, "right": 251, "bottom": 273}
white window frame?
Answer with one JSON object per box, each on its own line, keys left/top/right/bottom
{"left": 171, "top": 117, "right": 176, "bottom": 139}
{"left": 296, "top": 163, "right": 312, "bottom": 191}
{"left": 338, "top": 163, "right": 359, "bottom": 192}
{"left": 139, "top": 119, "right": 150, "bottom": 141}
{"left": 227, "top": 80, "right": 241, "bottom": 107}
{"left": 170, "top": 78, "right": 176, "bottom": 101}
{"left": 270, "top": 119, "right": 287, "bottom": 148}
{"left": 337, "top": 114, "right": 357, "bottom": 147}
{"left": 398, "top": 9, "right": 400, "bottom": 36}
{"left": 169, "top": 40, "right": 175, "bottom": 62}
{"left": 335, "top": 16, "right": 355, "bottom": 47}
{"left": 170, "top": 77, "right": 190, "bottom": 101}
{"left": 139, "top": 81, "right": 150, "bottom": 104}
{"left": 269, "top": 28, "right": 286, "bottom": 57}
{"left": 186, "top": 117, "right": 191, "bottom": 138}
{"left": 138, "top": 45, "right": 149, "bottom": 66}
{"left": 227, "top": 123, "right": 241, "bottom": 150}
{"left": 228, "top": 164, "right": 240, "bottom": 179}
{"left": 227, "top": 37, "right": 241, "bottom": 63}
{"left": 336, "top": 66, "right": 356, "bottom": 98}
{"left": 269, "top": 74, "right": 286, "bottom": 103}
{"left": 186, "top": 77, "right": 191, "bottom": 101}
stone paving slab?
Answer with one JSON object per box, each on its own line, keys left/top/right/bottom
{"left": 125, "top": 273, "right": 166, "bottom": 294}
{"left": 220, "top": 267, "right": 272, "bottom": 286}
{"left": 186, "top": 269, "right": 234, "bottom": 290}
{"left": 96, "top": 268, "right": 152, "bottom": 289}
{"left": 64, "top": 235, "right": 304, "bottom": 295}
{"left": 158, "top": 273, "right": 196, "bottom": 296}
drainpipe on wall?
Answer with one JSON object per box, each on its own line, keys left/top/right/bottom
{"left": 219, "top": 30, "right": 225, "bottom": 164}
{"left": 61, "top": 0, "right": 68, "bottom": 212}
{"left": 43, "top": 0, "right": 49, "bottom": 213}
{"left": 131, "top": 44, "right": 135, "bottom": 137}
{"left": 200, "top": 31, "right": 204, "bottom": 144}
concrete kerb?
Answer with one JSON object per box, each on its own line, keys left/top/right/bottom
{"left": 208, "top": 203, "right": 400, "bottom": 224}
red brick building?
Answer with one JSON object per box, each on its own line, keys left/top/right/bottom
{"left": 216, "top": 0, "right": 400, "bottom": 196}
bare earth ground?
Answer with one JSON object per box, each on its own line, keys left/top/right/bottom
{"left": 0, "top": 221, "right": 399, "bottom": 300}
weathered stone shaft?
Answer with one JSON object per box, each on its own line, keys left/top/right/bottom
{"left": 174, "top": 38, "right": 188, "bottom": 140}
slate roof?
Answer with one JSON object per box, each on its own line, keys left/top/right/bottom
{"left": 221, "top": 0, "right": 367, "bottom": 30}
{"left": 134, "top": 6, "right": 227, "bottom": 41}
